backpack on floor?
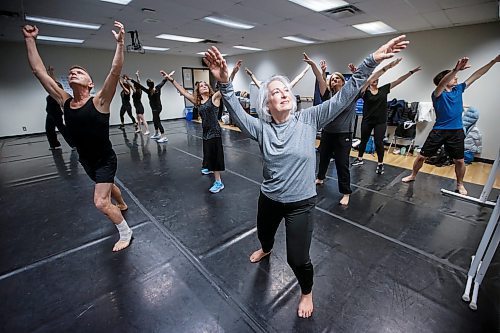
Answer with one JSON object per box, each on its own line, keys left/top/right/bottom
{"left": 425, "top": 145, "right": 452, "bottom": 167}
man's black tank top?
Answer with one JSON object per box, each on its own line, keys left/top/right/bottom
{"left": 64, "top": 97, "right": 113, "bottom": 162}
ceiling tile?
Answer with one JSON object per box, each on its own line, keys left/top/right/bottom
{"left": 445, "top": 2, "right": 499, "bottom": 24}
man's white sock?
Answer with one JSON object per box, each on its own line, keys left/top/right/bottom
{"left": 115, "top": 220, "right": 132, "bottom": 241}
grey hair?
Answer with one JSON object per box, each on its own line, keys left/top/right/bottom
{"left": 256, "top": 75, "right": 297, "bottom": 123}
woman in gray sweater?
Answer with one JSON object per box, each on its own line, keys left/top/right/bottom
{"left": 203, "top": 35, "right": 409, "bottom": 319}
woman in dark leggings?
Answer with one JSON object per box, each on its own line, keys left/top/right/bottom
{"left": 205, "top": 35, "right": 409, "bottom": 318}
{"left": 351, "top": 59, "right": 421, "bottom": 174}
{"left": 131, "top": 71, "right": 169, "bottom": 143}
{"left": 304, "top": 54, "right": 359, "bottom": 206}
{"left": 118, "top": 76, "right": 137, "bottom": 130}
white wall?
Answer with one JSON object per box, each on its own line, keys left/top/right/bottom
{"left": 1, "top": 22, "right": 499, "bottom": 159}
{"left": 0, "top": 41, "right": 201, "bottom": 137}
{"left": 227, "top": 22, "right": 500, "bottom": 160}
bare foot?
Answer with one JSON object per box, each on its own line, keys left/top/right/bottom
{"left": 456, "top": 183, "right": 468, "bottom": 195}
{"left": 297, "top": 292, "right": 314, "bottom": 318}
{"left": 315, "top": 179, "right": 324, "bottom": 185}
{"left": 402, "top": 175, "right": 416, "bottom": 183}
{"left": 113, "top": 231, "right": 133, "bottom": 252}
{"left": 340, "top": 194, "right": 350, "bottom": 206}
{"left": 115, "top": 203, "right": 128, "bottom": 211}
{"left": 249, "top": 248, "right": 271, "bottom": 263}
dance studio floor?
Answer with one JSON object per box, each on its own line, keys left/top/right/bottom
{"left": 1, "top": 119, "right": 498, "bottom": 333}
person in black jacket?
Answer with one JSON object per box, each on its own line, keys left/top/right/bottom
{"left": 45, "top": 66, "right": 74, "bottom": 150}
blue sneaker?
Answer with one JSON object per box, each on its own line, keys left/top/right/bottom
{"left": 201, "top": 168, "right": 213, "bottom": 175}
{"left": 209, "top": 180, "right": 224, "bottom": 193}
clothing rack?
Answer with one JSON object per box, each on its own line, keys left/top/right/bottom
{"left": 441, "top": 146, "right": 499, "bottom": 310}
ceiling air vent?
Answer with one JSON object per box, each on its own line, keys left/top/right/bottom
{"left": 322, "top": 5, "right": 363, "bottom": 19}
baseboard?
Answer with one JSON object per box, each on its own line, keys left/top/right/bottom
{"left": 0, "top": 118, "right": 187, "bottom": 140}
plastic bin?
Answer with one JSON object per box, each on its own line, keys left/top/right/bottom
{"left": 184, "top": 107, "right": 193, "bottom": 121}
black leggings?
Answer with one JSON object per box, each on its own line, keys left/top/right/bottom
{"left": 152, "top": 109, "right": 164, "bottom": 134}
{"left": 317, "top": 132, "right": 352, "bottom": 194}
{"left": 358, "top": 121, "right": 386, "bottom": 163}
{"left": 120, "top": 104, "right": 136, "bottom": 124}
{"left": 257, "top": 192, "right": 315, "bottom": 294}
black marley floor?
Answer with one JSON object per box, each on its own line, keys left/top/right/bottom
{"left": 1, "top": 119, "right": 499, "bottom": 333}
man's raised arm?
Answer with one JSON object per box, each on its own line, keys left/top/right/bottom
{"left": 23, "top": 25, "right": 70, "bottom": 107}
{"left": 95, "top": 21, "right": 125, "bottom": 112}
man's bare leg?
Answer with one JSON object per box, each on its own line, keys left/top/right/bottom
{"left": 402, "top": 154, "right": 427, "bottom": 183}
{"left": 298, "top": 292, "right": 314, "bottom": 318}
{"left": 111, "top": 183, "right": 128, "bottom": 211}
{"left": 454, "top": 158, "right": 468, "bottom": 195}
{"left": 249, "top": 248, "right": 271, "bottom": 263}
{"left": 95, "top": 183, "right": 132, "bottom": 251}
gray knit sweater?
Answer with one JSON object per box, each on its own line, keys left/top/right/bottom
{"left": 220, "top": 55, "right": 377, "bottom": 203}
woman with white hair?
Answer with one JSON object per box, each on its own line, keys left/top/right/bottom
{"left": 203, "top": 35, "right": 409, "bottom": 318}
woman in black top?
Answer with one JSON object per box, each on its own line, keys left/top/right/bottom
{"left": 162, "top": 70, "right": 227, "bottom": 193}
{"left": 118, "top": 76, "right": 137, "bottom": 130}
{"left": 125, "top": 72, "right": 149, "bottom": 134}
{"left": 351, "top": 59, "right": 420, "bottom": 174}
{"left": 131, "top": 71, "right": 169, "bottom": 143}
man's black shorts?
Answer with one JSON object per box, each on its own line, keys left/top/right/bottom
{"left": 80, "top": 150, "right": 117, "bottom": 183}
{"left": 420, "top": 129, "right": 465, "bottom": 160}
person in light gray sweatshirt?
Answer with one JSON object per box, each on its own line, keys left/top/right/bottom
{"left": 203, "top": 35, "right": 409, "bottom": 319}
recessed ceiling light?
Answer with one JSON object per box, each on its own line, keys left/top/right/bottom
{"left": 352, "top": 21, "right": 396, "bottom": 35}
{"left": 37, "top": 35, "right": 84, "bottom": 44}
{"left": 202, "top": 16, "right": 254, "bottom": 30}
{"left": 282, "top": 36, "right": 316, "bottom": 44}
{"left": 233, "top": 45, "right": 262, "bottom": 51}
{"left": 143, "top": 18, "right": 160, "bottom": 24}
{"left": 197, "top": 51, "right": 227, "bottom": 56}
{"left": 100, "top": 0, "right": 132, "bottom": 5}
{"left": 143, "top": 46, "right": 169, "bottom": 51}
{"left": 156, "top": 34, "right": 204, "bottom": 43}
{"left": 288, "top": 0, "right": 349, "bottom": 12}
{"left": 25, "top": 15, "right": 100, "bottom": 30}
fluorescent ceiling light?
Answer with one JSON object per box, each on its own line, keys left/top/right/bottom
{"left": 282, "top": 36, "right": 316, "bottom": 44}
{"left": 143, "top": 46, "right": 169, "bottom": 51}
{"left": 37, "top": 35, "right": 84, "bottom": 44}
{"left": 233, "top": 45, "right": 262, "bottom": 51}
{"left": 100, "top": 0, "right": 132, "bottom": 5}
{"left": 288, "top": 0, "right": 349, "bottom": 12}
{"left": 156, "top": 34, "right": 204, "bottom": 43}
{"left": 25, "top": 15, "right": 100, "bottom": 30}
{"left": 353, "top": 21, "right": 396, "bottom": 35}
{"left": 197, "top": 52, "right": 227, "bottom": 56}
{"left": 202, "top": 16, "right": 254, "bottom": 29}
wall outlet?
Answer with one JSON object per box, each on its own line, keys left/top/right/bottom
{"left": 22, "top": 126, "right": 27, "bottom": 131}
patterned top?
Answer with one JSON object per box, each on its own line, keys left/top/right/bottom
{"left": 198, "top": 98, "right": 222, "bottom": 140}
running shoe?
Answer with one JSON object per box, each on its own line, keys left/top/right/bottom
{"left": 351, "top": 158, "right": 364, "bottom": 166}
{"left": 209, "top": 180, "right": 224, "bottom": 193}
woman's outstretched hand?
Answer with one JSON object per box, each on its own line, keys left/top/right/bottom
{"left": 204, "top": 46, "right": 229, "bottom": 83}
{"left": 373, "top": 35, "right": 409, "bottom": 63}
